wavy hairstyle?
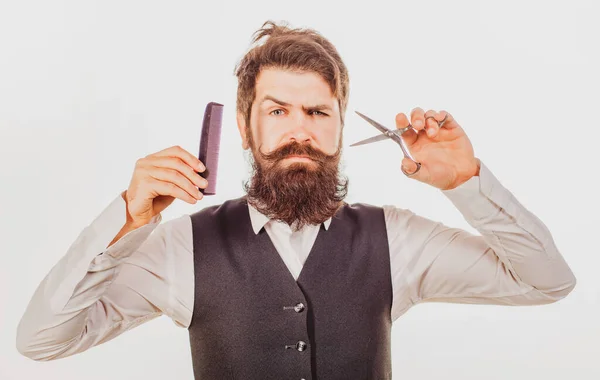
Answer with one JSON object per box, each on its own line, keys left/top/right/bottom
{"left": 234, "top": 21, "right": 350, "bottom": 129}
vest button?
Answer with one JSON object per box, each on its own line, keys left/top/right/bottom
{"left": 296, "top": 341, "right": 307, "bottom": 351}
{"left": 294, "top": 302, "right": 305, "bottom": 313}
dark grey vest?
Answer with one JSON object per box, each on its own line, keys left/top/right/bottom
{"left": 188, "top": 197, "right": 392, "bottom": 379}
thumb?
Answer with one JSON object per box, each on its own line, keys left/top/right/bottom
{"left": 401, "top": 157, "right": 420, "bottom": 176}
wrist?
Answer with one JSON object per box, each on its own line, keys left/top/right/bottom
{"left": 443, "top": 158, "right": 480, "bottom": 190}
{"left": 122, "top": 190, "right": 152, "bottom": 229}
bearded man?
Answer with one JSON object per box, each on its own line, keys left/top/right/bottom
{"left": 17, "top": 21, "right": 576, "bottom": 380}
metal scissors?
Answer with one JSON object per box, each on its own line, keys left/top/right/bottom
{"left": 350, "top": 111, "right": 448, "bottom": 176}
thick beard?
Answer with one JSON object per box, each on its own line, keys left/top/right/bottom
{"left": 243, "top": 139, "right": 348, "bottom": 231}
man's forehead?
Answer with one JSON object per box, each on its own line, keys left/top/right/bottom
{"left": 254, "top": 68, "right": 336, "bottom": 107}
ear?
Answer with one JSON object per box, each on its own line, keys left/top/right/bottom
{"left": 236, "top": 112, "right": 249, "bottom": 150}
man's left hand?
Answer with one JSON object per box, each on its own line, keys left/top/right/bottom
{"left": 397, "top": 107, "right": 480, "bottom": 190}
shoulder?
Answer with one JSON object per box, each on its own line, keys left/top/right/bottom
{"left": 339, "top": 202, "right": 420, "bottom": 234}
{"left": 341, "top": 201, "right": 414, "bottom": 219}
{"left": 336, "top": 201, "right": 388, "bottom": 229}
{"left": 380, "top": 204, "right": 416, "bottom": 225}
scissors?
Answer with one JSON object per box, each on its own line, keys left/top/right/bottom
{"left": 350, "top": 111, "right": 448, "bottom": 176}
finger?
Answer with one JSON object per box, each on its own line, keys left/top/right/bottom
{"left": 395, "top": 112, "right": 419, "bottom": 145}
{"left": 437, "top": 110, "right": 458, "bottom": 129}
{"left": 424, "top": 109, "right": 440, "bottom": 138}
{"left": 154, "top": 145, "right": 205, "bottom": 172}
{"left": 409, "top": 107, "right": 426, "bottom": 131}
{"left": 149, "top": 177, "right": 200, "bottom": 204}
{"left": 400, "top": 127, "right": 419, "bottom": 146}
{"left": 395, "top": 112, "right": 414, "bottom": 137}
{"left": 401, "top": 157, "right": 420, "bottom": 176}
{"left": 149, "top": 167, "right": 204, "bottom": 200}
{"left": 148, "top": 156, "right": 208, "bottom": 189}
{"left": 395, "top": 112, "right": 410, "bottom": 129}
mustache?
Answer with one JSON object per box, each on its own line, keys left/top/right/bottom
{"left": 257, "top": 141, "right": 340, "bottom": 164}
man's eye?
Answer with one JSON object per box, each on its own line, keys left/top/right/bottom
{"left": 270, "top": 109, "right": 284, "bottom": 116}
{"left": 310, "top": 110, "right": 328, "bottom": 116}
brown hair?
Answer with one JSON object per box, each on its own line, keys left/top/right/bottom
{"left": 234, "top": 20, "right": 350, "bottom": 129}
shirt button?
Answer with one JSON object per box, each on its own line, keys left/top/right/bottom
{"left": 294, "top": 302, "right": 305, "bottom": 313}
{"left": 296, "top": 341, "right": 307, "bottom": 351}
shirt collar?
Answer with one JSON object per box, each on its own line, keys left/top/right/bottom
{"left": 247, "top": 202, "right": 332, "bottom": 234}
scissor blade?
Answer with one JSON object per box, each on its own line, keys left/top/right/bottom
{"left": 355, "top": 111, "right": 391, "bottom": 135}
{"left": 349, "top": 133, "right": 390, "bottom": 147}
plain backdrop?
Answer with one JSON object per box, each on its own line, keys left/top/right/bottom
{"left": 1, "top": 0, "right": 599, "bottom": 379}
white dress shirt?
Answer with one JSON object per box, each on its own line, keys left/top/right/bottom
{"left": 16, "top": 160, "right": 576, "bottom": 361}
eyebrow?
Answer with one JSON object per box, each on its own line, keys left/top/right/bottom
{"left": 260, "top": 95, "right": 332, "bottom": 111}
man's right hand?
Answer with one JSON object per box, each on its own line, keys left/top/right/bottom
{"left": 124, "top": 145, "right": 207, "bottom": 227}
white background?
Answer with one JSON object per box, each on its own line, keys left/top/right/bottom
{"left": 1, "top": 0, "right": 599, "bottom": 379}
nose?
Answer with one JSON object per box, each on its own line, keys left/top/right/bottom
{"left": 288, "top": 112, "right": 311, "bottom": 143}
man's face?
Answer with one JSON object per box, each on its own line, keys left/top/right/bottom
{"left": 237, "top": 67, "right": 348, "bottom": 229}
{"left": 239, "top": 68, "right": 342, "bottom": 166}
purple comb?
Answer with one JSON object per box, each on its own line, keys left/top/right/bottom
{"left": 198, "top": 102, "right": 223, "bottom": 195}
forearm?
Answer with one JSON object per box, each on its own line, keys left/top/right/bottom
{"left": 441, "top": 161, "right": 576, "bottom": 299}
{"left": 16, "top": 194, "right": 160, "bottom": 360}
{"left": 108, "top": 191, "right": 153, "bottom": 248}
{"left": 471, "top": 200, "right": 574, "bottom": 297}
{"left": 393, "top": 161, "right": 576, "bottom": 308}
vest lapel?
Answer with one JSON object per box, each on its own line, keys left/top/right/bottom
{"left": 249, "top": 201, "right": 346, "bottom": 285}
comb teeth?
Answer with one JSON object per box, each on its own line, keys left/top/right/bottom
{"left": 198, "top": 102, "right": 223, "bottom": 195}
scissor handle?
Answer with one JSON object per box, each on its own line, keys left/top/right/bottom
{"left": 390, "top": 128, "right": 418, "bottom": 162}
{"left": 401, "top": 161, "right": 421, "bottom": 176}
{"left": 390, "top": 128, "right": 421, "bottom": 176}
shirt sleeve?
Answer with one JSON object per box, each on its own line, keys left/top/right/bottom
{"left": 385, "top": 159, "right": 576, "bottom": 322}
{"left": 16, "top": 192, "right": 194, "bottom": 361}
